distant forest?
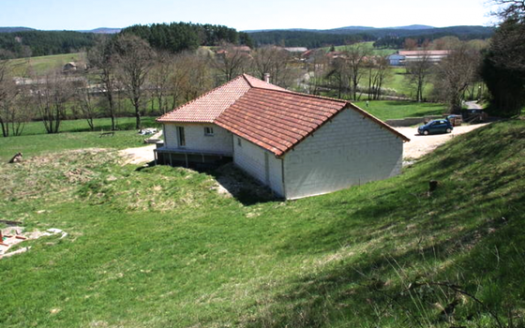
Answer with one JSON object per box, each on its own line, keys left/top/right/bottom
{"left": 0, "top": 30, "right": 98, "bottom": 59}
{"left": 248, "top": 31, "right": 373, "bottom": 48}
{"left": 0, "top": 22, "right": 253, "bottom": 59}
{"left": 249, "top": 26, "right": 494, "bottom": 48}
{"left": 121, "top": 22, "right": 253, "bottom": 52}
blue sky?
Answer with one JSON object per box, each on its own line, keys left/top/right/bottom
{"left": 0, "top": 0, "right": 496, "bottom": 31}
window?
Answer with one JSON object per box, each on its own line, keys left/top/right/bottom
{"left": 237, "top": 138, "right": 242, "bottom": 147}
{"left": 177, "top": 127, "right": 186, "bottom": 147}
{"left": 204, "top": 127, "right": 214, "bottom": 136}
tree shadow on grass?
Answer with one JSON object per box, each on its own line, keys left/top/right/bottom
{"left": 140, "top": 161, "right": 280, "bottom": 206}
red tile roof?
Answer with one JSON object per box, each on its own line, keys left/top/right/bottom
{"left": 157, "top": 74, "right": 287, "bottom": 123}
{"left": 157, "top": 74, "right": 409, "bottom": 156}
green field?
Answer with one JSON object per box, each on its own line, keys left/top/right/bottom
{"left": 1, "top": 118, "right": 524, "bottom": 327}
{"left": 6, "top": 53, "right": 83, "bottom": 77}
{"left": 0, "top": 117, "right": 160, "bottom": 162}
{"left": 355, "top": 100, "right": 446, "bottom": 120}
{"left": 321, "top": 41, "right": 398, "bottom": 56}
{"left": 19, "top": 116, "right": 159, "bottom": 136}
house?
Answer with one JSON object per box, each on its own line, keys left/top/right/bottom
{"left": 156, "top": 74, "right": 409, "bottom": 199}
{"left": 399, "top": 50, "right": 450, "bottom": 64}
{"left": 388, "top": 50, "right": 450, "bottom": 66}
{"left": 387, "top": 53, "right": 405, "bottom": 66}
{"left": 63, "top": 62, "right": 77, "bottom": 72}
{"left": 284, "top": 47, "right": 308, "bottom": 53}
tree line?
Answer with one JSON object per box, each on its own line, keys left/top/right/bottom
{"left": 121, "top": 22, "right": 253, "bottom": 53}
{"left": 0, "top": 30, "right": 98, "bottom": 59}
{"left": 248, "top": 31, "right": 372, "bottom": 48}
{"left": 249, "top": 26, "right": 493, "bottom": 49}
{"left": 0, "top": 35, "right": 302, "bottom": 137}
{"left": 0, "top": 22, "right": 252, "bottom": 60}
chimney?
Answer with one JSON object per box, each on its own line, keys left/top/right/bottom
{"left": 264, "top": 73, "right": 270, "bottom": 83}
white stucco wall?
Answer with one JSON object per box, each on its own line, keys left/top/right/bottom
{"left": 233, "top": 136, "right": 284, "bottom": 197}
{"left": 283, "top": 109, "right": 404, "bottom": 199}
{"left": 163, "top": 123, "right": 233, "bottom": 154}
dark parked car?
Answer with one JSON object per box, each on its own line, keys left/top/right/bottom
{"left": 418, "top": 119, "right": 453, "bottom": 135}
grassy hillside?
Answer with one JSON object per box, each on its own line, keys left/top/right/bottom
{"left": 0, "top": 120, "right": 524, "bottom": 327}
{"left": 6, "top": 53, "right": 83, "bottom": 77}
{"left": 355, "top": 100, "right": 446, "bottom": 119}
{"left": 320, "top": 41, "right": 398, "bottom": 56}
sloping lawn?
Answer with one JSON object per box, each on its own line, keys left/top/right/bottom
{"left": 354, "top": 100, "right": 446, "bottom": 120}
{"left": 0, "top": 120, "right": 524, "bottom": 327}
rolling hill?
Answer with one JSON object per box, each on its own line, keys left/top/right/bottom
{"left": 247, "top": 25, "right": 494, "bottom": 48}
{"left": 0, "top": 27, "right": 121, "bottom": 34}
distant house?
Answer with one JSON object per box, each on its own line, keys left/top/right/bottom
{"left": 215, "top": 46, "right": 252, "bottom": 55}
{"left": 284, "top": 47, "right": 308, "bottom": 53}
{"left": 63, "top": 62, "right": 77, "bottom": 72}
{"left": 156, "top": 74, "right": 409, "bottom": 199}
{"left": 387, "top": 53, "right": 405, "bottom": 66}
{"left": 388, "top": 50, "right": 450, "bottom": 66}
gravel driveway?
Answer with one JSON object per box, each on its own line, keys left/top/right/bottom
{"left": 395, "top": 124, "right": 488, "bottom": 160}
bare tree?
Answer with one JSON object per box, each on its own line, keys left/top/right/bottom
{"left": 431, "top": 36, "right": 461, "bottom": 50}
{"left": 492, "top": 0, "right": 525, "bottom": 20}
{"left": 326, "top": 56, "right": 350, "bottom": 99}
{"left": 212, "top": 43, "right": 251, "bottom": 82}
{"left": 180, "top": 52, "right": 214, "bottom": 101}
{"left": 88, "top": 37, "right": 118, "bottom": 130}
{"left": 306, "top": 49, "right": 329, "bottom": 95}
{"left": 75, "top": 81, "right": 98, "bottom": 131}
{"left": 366, "top": 56, "right": 392, "bottom": 100}
{"left": 433, "top": 44, "right": 481, "bottom": 113}
{"left": 149, "top": 50, "right": 175, "bottom": 115}
{"left": 405, "top": 51, "right": 433, "bottom": 102}
{"left": 32, "top": 72, "right": 74, "bottom": 134}
{"left": 343, "top": 44, "right": 372, "bottom": 101}
{"left": 252, "top": 46, "right": 297, "bottom": 88}
{"left": 404, "top": 38, "right": 418, "bottom": 50}
{"left": 115, "top": 34, "right": 156, "bottom": 129}
{"left": 0, "top": 61, "right": 24, "bottom": 137}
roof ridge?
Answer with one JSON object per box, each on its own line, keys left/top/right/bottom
{"left": 156, "top": 75, "right": 248, "bottom": 122}
{"left": 241, "top": 73, "right": 255, "bottom": 88}
{"left": 250, "top": 86, "right": 349, "bottom": 104}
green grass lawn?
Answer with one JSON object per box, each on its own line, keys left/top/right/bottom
{"left": 6, "top": 53, "right": 83, "bottom": 77}
{"left": 0, "top": 119, "right": 524, "bottom": 327}
{"left": 0, "top": 130, "right": 148, "bottom": 162}
{"left": 354, "top": 100, "right": 447, "bottom": 120}
{"left": 320, "top": 41, "right": 398, "bottom": 56}
{"left": 19, "top": 116, "right": 159, "bottom": 136}
{"left": 384, "top": 67, "right": 437, "bottom": 98}
{"left": 0, "top": 117, "right": 160, "bottom": 162}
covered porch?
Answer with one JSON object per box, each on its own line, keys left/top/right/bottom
{"left": 154, "top": 145, "right": 233, "bottom": 169}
